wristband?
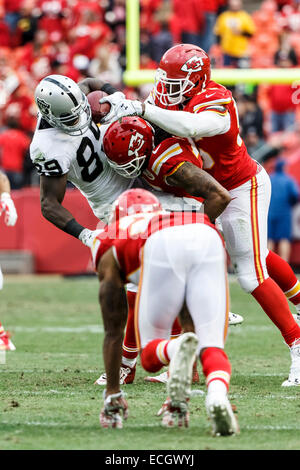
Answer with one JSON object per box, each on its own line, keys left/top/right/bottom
{"left": 101, "top": 83, "right": 118, "bottom": 96}
{"left": 63, "top": 218, "right": 85, "bottom": 238}
{"left": 1, "top": 192, "right": 11, "bottom": 201}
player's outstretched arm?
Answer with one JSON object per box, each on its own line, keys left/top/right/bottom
{"left": 98, "top": 248, "right": 128, "bottom": 395}
{"left": 166, "top": 162, "right": 231, "bottom": 221}
{"left": 40, "top": 174, "right": 97, "bottom": 247}
{"left": 0, "top": 171, "right": 18, "bottom": 226}
{"left": 101, "top": 96, "right": 230, "bottom": 139}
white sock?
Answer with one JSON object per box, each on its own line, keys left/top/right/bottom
{"left": 166, "top": 337, "right": 181, "bottom": 361}
{"left": 207, "top": 379, "right": 228, "bottom": 396}
{"left": 121, "top": 356, "right": 137, "bottom": 368}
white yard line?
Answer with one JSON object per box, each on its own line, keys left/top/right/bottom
{"left": 10, "top": 325, "right": 103, "bottom": 333}
{"left": 1, "top": 420, "right": 300, "bottom": 431}
{"left": 8, "top": 324, "right": 275, "bottom": 334}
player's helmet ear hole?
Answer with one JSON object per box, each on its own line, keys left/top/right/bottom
{"left": 61, "top": 92, "right": 64, "bottom": 95}
{"left": 49, "top": 92, "right": 52, "bottom": 95}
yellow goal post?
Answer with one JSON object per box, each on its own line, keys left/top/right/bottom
{"left": 124, "top": 0, "right": 300, "bottom": 87}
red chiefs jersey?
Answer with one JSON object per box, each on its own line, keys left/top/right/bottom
{"left": 92, "top": 211, "right": 216, "bottom": 284}
{"left": 151, "top": 80, "right": 257, "bottom": 191}
{"left": 142, "top": 136, "right": 203, "bottom": 203}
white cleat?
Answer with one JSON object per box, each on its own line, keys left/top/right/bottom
{"left": 228, "top": 312, "right": 244, "bottom": 326}
{"left": 94, "top": 364, "right": 136, "bottom": 386}
{"left": 206, "top": 392, "right": 239, "bottom": 436}
{"left": 160, "top": 333, "right": 198, "bottom": 428}
{"left": 167, "top": 332, "right": 198, "bottom": 405}
{"left": 292, "top": 313, "right": 300, "bottom": 328}
{"left": 144, "top": 370, "right": 169, "bottom": 383}
{"left": 282, "top": 340, "right": 300, "bottom": 387}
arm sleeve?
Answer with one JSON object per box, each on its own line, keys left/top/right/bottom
{"left": 143, "top": 103, "right": 230, "bottom": 139}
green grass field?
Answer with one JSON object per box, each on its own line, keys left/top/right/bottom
{"left": 0, "top": 275, "right": 300, "bottom": 450}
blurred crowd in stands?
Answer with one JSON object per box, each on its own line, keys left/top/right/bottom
{"left": 0, "top": 0, "right": 299, "bottom": 242}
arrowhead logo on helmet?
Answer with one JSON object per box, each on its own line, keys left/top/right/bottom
{"left": 181, "top": 56, "right": 204, "bottom": 73}
{"left": 128, "top": 132, "right": 145, "bottom": 157}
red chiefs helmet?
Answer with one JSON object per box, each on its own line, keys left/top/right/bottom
{"left": 103, "top": 117, "right": 154, "bottom": 178}
{"left": 154, "top": 44, "right": 211, "bottom": 106}
{"left": 110, "top": 188, "right": 162, "bottom": 222}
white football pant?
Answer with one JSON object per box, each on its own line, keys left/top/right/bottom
{"left": 135, "top": 224, "right": 229, "bottom": 354}
{"left": 220, "top": 165, "right": 271, "bottom": 293}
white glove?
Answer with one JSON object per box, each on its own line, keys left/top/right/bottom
{"left": 99, "top": 91, "right": 126, "bottom": 123}
{"left": 0, "top": 192, "right": 18, "bottom": 226}
{"left": 99, "top": 390, "right": 129, "bottom": 429}
{"left": 101, "top": 98, "right": 143, "bottom": 124}
{"left": 79, "top": 228, "right": 103, "bottom": 248}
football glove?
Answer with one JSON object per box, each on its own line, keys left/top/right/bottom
{"left": 99, "top": 91, "right": 126, "bottom": 123}
{"left": 100, "top": 98, "right": 143, "bottom": 124}
{"left": 159, "top": 397, "right": 190, "bottom": 428}
{"left": 79, "top": 228, "right": 103, "bottom": 248}
{"left": 0, "top": 192, "right": 18, "bottom": 226}
{"left": 99, "top": 390, "right": 129, "bottom": 429}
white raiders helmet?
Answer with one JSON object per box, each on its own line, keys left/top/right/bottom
{"left": 34, "top": 74, "right": 91, "bottom": 135}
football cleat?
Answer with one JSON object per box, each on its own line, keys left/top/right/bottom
{"left": 162, "top": 332, "right": 198, "bottom": 428}
{"left": 282, "top": 339, "right": 300, "bottom": 387}
{"left": 228, "top": 312, "right": 244, "bottom": 326}
{"left": 0, "top": 332, "right": 16, "bottom": 351}
{"left": 292, "top": 313, "right": 300, "bottom": 327}
{"left": 206, "top": 391, "right": 239, "bottom": 436}
{"left": 144, "top": 360, "right": 200, "bottom": 384}
{"left": 144, "top": 370, "right": 169, "bottom": 384}
{"left": 95, "top": 364, "right": 136, "bottom": 386}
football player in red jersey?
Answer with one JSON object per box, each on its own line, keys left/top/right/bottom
{"left": 0, "top": 171, "right": 18, "bottom": 351}
{"left": 100, "top": 116, "right": 242, "bottom": 386}
{"left": 101, "top": 44, "right": 300, "bottom": 387}
{"left": 93, "top": 188, "right": 238, "bottom": 435}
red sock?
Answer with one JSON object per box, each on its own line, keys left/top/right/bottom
{"left": 141, "top": 339, "right": 170, "bottom": 372}
{"left": 171, "top": 317, "right": 182, "bottom": 338}
{"left": 122, "top": 291, "right": 139, "bottom": 360}
{"left": 252, "top": 277, "right": 300, "bottom": 346}
{"left": 266, "top": 251, "right": 300, "bottom": 305}
{"left": 201, "top": 348, "right": 231, "bottom": 390}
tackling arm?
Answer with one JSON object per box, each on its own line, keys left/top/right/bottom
{"left": 142, "top": 104, "right": 230, "bottom": 139}
{"left": 166, "top": 162, "right": 231, "bottom": 221}
{"left": 98, "top": 248, "right": 128, "bottom": 396}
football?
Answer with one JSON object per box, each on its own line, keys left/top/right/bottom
{"left": 87, "top": 90, "right": 111, "bottom": 124}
